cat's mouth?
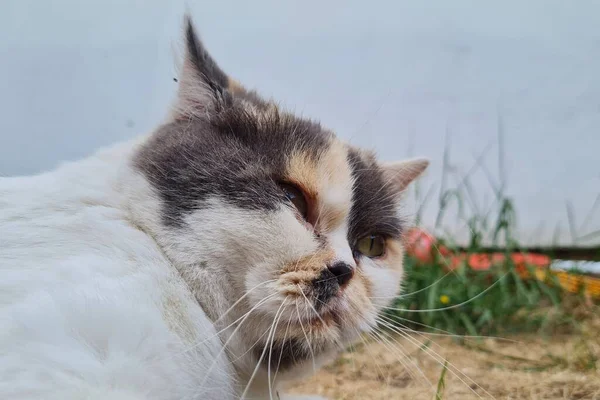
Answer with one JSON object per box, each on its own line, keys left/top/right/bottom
{"left": 254, "top": 333, "right": 337, "bottom": 373}
{"left": 244, "top": 267, "right": 374, "bottom": 373}
{"left": 302, "top": 302, "right": 342, "bottom": 327}
{"left": 254, "top": 337, "right": 319, "bottom": 371}
{"left": 250, "top": 299, "right": 355, "bottom": 373}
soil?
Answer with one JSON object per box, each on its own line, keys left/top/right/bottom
{"left": 288, "top": 319, "right": 600, "bottom": 399}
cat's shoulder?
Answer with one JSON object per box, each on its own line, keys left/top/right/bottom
{"left": 0, "top": 146, "right": 236, "bottom": 400}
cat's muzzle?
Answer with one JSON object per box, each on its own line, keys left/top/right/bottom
{"left": 311, "top": 261, "right": 353, "bottom": 310}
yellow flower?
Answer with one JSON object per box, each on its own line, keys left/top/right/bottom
{"left": 440, "top": 295, "right": 450, "bottom": 305}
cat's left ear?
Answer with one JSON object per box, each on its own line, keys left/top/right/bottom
{"left": 381, "top": 158, "right": 429, "bottom": 193}
{"left": 172, "top": 16, "right": 231, "bottom": 119}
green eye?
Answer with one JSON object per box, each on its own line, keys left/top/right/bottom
{"left": 356, "top": 235, "right": 386, "bottom": 258}
{"left": 279, "top": 182, "right": 308, "bottom": 220}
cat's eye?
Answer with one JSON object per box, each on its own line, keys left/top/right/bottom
{"left": 279, "top": 183, "right": 308, "bottom": 220}
{"left": 355, "top": 235, "right": 386, "bottom": 258}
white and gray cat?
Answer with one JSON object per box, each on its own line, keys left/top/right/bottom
{"left": 0, "top": 16, "right": 428, "bottom": 400}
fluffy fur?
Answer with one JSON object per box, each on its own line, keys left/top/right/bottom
{"left": 0, "top": 17, "right": 428, "bottom": 400}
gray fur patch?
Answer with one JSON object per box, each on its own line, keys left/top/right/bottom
{"left": 134, "top": 19, "right": 333, "bottom": 226}
{"left": 135, "top": 109, "right": 331, "bottom": 226}
{"left": 346, "top": 148, "right": 404, "bottom": 246}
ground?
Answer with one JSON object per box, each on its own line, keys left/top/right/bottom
{"left": 289, "top": 318, "right": 600, "bottom": 399}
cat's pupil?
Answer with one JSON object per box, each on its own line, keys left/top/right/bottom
{"left": 279, "top": 183, "right": 308, "bottom": 220}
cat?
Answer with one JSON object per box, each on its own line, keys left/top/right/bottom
{"left": 0, "top": 16, "right": 428, "bottom": 400}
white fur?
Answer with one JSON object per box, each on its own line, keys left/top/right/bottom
{"left": 328, "top": 224, "right": 356, "bottom": 268}
{"left": 0, "top": 139, "right": 235, "bottom": 400}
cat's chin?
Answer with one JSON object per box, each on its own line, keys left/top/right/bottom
{"left": 251, "top": 306, "right": 371, "bottom": 378}
{"left": 254, "top": 337, "right": 331, "bottom": 372}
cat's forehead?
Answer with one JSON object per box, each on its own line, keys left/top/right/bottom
{"left": 136, "top": 98, "right": 403, "bottom": 238}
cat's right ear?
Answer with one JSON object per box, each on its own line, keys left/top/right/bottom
{"left": 172, "top": 16, "right": 230, "bottom": 119}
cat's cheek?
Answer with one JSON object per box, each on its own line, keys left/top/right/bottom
{"left": 243, "top": 208, "right": 320, "bottom": 313}
{"left": 359, "top": 257, "right": 404, "bottom": 310}
{"left": 340, "top": 271, "right": 377, "bottom": 334}
{"left": 244, "top": 262, "right": 283, "bottom": 313}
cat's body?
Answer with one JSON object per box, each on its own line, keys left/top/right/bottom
{"left": 1, "top": 139, "right": 237, "bottom": 399}
{"left": 0, "top": 17, "right": 428, "bottom": 400}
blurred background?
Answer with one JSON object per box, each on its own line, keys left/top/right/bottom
{"left": 1, "top": 1, "right": 599, "bottom": 398}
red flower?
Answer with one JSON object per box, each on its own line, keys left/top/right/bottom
{"left": 405, "top": 228, "right": 436, "bottom": 263}
{"left": 468, "top": 254, "right": 492, "bottom": 270}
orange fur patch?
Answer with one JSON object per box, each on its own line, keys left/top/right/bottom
{"left": 285, "top": 138, "right": 353, "bottom": 233}
{"left": 286, "top": 151, "right": 320, "bottom": 198}
{"left": 279, "top": 249, "right": 335, "bottom": 296}
{"left": 316, "top": 140, "right": 353, "bottom": 232}
{"left": 280, "top": 249, "right": 335, "bottom": 276}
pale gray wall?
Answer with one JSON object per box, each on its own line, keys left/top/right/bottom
{"left": 1, "top": 0, "right": 599, "bottom": 247}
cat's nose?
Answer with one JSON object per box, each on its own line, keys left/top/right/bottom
{"left": 327, "top": 261, "right": 354, "bottom": 287}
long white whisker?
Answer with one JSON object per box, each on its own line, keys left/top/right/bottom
{"left": 381, "top": 319, "right": 483, "bottom": 398}
{"left": 377, "top": 317, "right": 494, "bottom": 399}
{"left": 368, "top": 328, "right": 419, "bottom": 384}
{"left": 240, "top": 298, "right": 287, "bottom": 400}
{"left": 268, "top": 300, "right": 288, "bottom": 400}
{"left": 296, "top": 302, "right": 317, "bottom": 373}
{"left": 296, "top": 285, "right": 328, "bottom": 330}
{"left": 194, "top": 293, "right": 279, "bottom": 392}
{"left": 373, "top": 331, "right": 433, "bottom": 389}
{"left": 272, "top": 309, "right": 293, "bottom": 385}
{"left": 350, "top": 326, "right": 389, "bottom": 388}
{"left": 378, "top": 313, "right": 520, "bottom": 344}
{"left": 216, "top": 279, "right": 277, "bottom": 324}
{"left": 173, "top": 292, "right": 278, "bottom": 360}
{"left": 369, "top": 266, "right": 457, "bottom": 300}
{"left": 382, "top": 272, "right": 508, "bottom": 313}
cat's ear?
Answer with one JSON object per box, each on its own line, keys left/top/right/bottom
{"left": 173, "top": 16, "right": 230, "bottom": 118}
{"left": 381, "top": 158, "right": 429, "bottom": 193}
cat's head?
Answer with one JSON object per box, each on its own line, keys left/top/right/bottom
{"left": 135, "top": 18, "right": 428, "bottom": 383}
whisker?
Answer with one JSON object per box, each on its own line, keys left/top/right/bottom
{"left": 377, "top": 317, "right": 494, "bottom": 399}
{"left": 268, "top": 300, "right": 288, "bottom": 400}
{"left": 154, "top": 291, "right": 279, "bottom": 366}
{"left": 297, "top": 285, "right": 343, "bottom": 352}
{"left": 196, "top": 294, "right": 278, "bottom": 391}
{"left": 369, "top": 327, "right": 426, "bottom": 386}
{"left": 296, "top": 302, "right": 317, "bottom": 373}
{"left": 378, "top": 313, "right": 520, "bottom": 344}
{"left": 377, "top": 315, "right": 448, "bottom": 355}
{"left": 350, "top": 326, "right": 390, "bottom": 390}
{"left": 296, "top": 285, "right": 328, "bottom": 331}
{"left": 381, "top": 320, "right": 484, "bottom": 398}
{"left": 369, "top": 267, "right": 456, "bottom": 299}
{"left": 272, "top": 310, "right": 294, "bottom": 385}
{"left": 240, "top": 298, "right": 288, "bottom": 399}
{"left": 227, "top": 323, "right": 272, "bottom": 365}
{"left": 381, "top": 272, "right": 508, "bottom": 313}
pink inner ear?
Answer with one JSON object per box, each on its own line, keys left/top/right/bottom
{"left": 381, "top": 158, "right": 429, "bottom": 193}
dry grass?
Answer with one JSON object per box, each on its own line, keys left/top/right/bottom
{"left": 289, "top": 317, "right": 600, "bottom": 399}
